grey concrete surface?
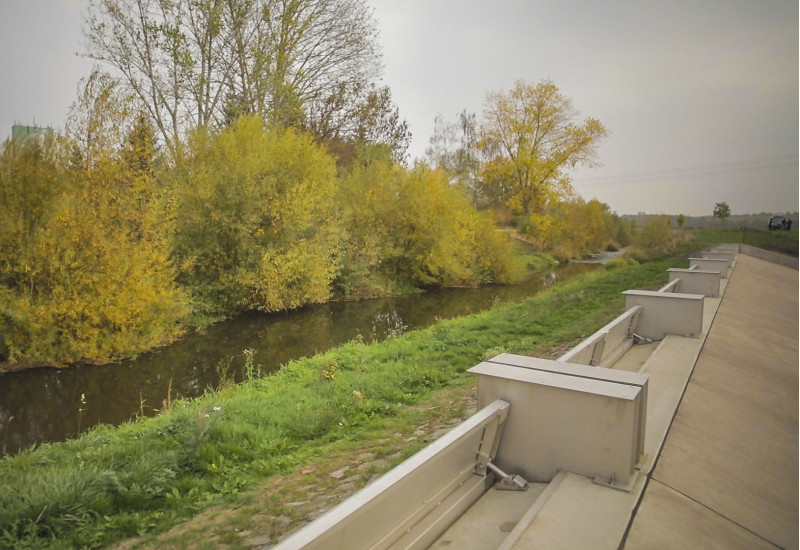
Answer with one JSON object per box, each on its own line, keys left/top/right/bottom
{"left": 624, "top": 480, "right": 781, "bottom": 549}
{"left": 625, "top": 254, "right": 798, "bottom": 550}
{"left": 509, "top": 472, "right": 647, "bottom": 550}
{"left": 740, "top": 243, "right": 799, "bottom": 270}
{"left": 431, "top": 484, "right": 547, "bottom": 549}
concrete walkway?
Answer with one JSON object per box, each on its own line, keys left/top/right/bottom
{"left": 624, "top": 254, "right": 799, "bottom": 549}
{"left": 272, "top": 250, "right": 798, "bottom": 550}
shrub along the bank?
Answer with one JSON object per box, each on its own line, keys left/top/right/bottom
{"left": 169, "top": 117, "right": 342, "bottom": 318}
{"left": 0, "top": 135, "right": 189, "bottom": 365}
{"left": 0, "top": 120, "right": 529, "bottom": 367}
{"left": 519, "top": 198, "right": 634, "bottom": 262}
{"left": 334, "top": 147, "right": 524, "bottom": 297}
{"left": 625, "top": 215, "right": 692, "bottom": 262}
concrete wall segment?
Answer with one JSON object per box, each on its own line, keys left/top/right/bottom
{"left": 622, "top": 291, "right": 704, "bottom": 339}
{"left": 667, "top": 268, "right": 721, "bottom": 297}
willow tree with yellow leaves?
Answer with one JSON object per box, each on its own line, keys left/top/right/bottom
{"left": 478, "top": 80, "right": 608, "bottom": 218}
{"left": 169, "top": 116, "right": 341, "bottom": 316}
{"left": 0, "top": 119, "right": 189, "bottom": 366}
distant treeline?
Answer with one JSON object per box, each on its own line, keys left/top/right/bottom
{"left": 623, "top": 212, "right": 799, "bottom": 230}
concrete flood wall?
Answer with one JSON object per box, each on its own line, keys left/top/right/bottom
{"left": 619, "top": 245, "right": 742, "bottom": 339}
{"left": 688, "top": 257, "right": 730, "bottom": 278}
{"left": 275, "top": 400, "right": 511, "bottom": 550}
{"left": 702, "top": 251, "right": 735, "bottom": 267}
{"left": 273, "top": 248, "right": 738, "bottom": 549}
{"left": 667, "top": 268, "right": 721, "bottom": 297}
{"left": 470, "top": 356, "right": 648, "bottom": 490}
{"left": 622, "top": 290, "right": 704, "bottom": 339}
{"left": 556, "top": 305, "right": 641, "bottom": 367}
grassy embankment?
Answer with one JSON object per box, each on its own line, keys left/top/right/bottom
{"left": 0, "top": 233, "right": 728, "bottom": 549}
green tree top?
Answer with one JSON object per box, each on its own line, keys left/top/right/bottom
{"left": 713, "top": 202, "right": 731, "bottom": 223}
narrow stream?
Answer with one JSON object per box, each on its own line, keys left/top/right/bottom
{"left": 0, "top": 262, "right": 596, "bottom": 457}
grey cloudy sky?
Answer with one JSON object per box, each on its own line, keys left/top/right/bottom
{"left": 372, "top": 0, "right": 798, "bottom": 216}
{"left": 1, "top": 0, "right": 797, "bottom": 216}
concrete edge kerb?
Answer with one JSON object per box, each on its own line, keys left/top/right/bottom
{"left": 739, "top": 243, "right": 798, "bottom": 270}
{"left": 616, "top": 258, "right": 733, "bottom": 549}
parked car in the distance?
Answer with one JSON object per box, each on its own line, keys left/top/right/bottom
{"left": 768, "top": 215, "right": 792, "bottom": 231}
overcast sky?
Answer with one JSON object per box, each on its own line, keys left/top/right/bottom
{"left": 1, "top": 0, "right": 797, "bottom": 216}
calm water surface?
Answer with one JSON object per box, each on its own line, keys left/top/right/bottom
{"left": 0, "top": 263, "right": 596, "bottom": 456}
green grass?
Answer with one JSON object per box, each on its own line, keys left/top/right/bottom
{"left": 0, "top": 254, "right": 684, "bottom": 549}
{"left": 685, "top": 226, "right": 745, "bottom": 245}
{"left": 684, "top": 226, "right": 798, "bottom": 256}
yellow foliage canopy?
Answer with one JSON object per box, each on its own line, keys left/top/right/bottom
{"left": 479, "top": 80, "right": 608, "bottom": 216}
{"left": 338, "top": 149, "right": 522, "bottom": 290}
{"left": 170, "top": 116, "right": 341, "bottom": 313}
{"left": 0, "top": 137, "right": 189, "bottom": 364}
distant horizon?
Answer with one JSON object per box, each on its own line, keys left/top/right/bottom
{"left": 621, "top": 211, "right": 798, "bottom": 217}
{"left": 3, "top": 119, "right": 795, "bottom": 222}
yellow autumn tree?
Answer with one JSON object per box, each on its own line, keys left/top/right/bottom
{"left": 170, "top": 116, "right": 341, "bottom": 314}
{"left": 337, "top": 147, "right": 521, "bottom": 292}
{"left": 479, "top": 80, "right": 608, "bottom": 217}
{"left": 0, "top": 132, "right": 189, "bottom": 365}
{"left": 519, "top": 198, "right": 628, "bottom": 260}
{"left": 636, "top": 215, "right": 674, "bottom": 249}
{"left": 389, "top": 167, "right": 478, "bottom": 286}
{"left": 335, "top": 145, "right": 403, "bottom": 296}
{"left": 557, "top": 199, "right": 608, "bottom": 255}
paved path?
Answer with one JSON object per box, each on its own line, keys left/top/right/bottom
{"left": 624, "top": 254, "right": 799, "bottom": 549}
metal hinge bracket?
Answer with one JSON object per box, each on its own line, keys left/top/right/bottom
{"left": 475, "top": 451, "right": 528, "bottom": 491}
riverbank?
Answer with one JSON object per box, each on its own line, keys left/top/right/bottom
{"left": 0, "top": 245, "right": 559, "bottom": 377}
{"left": 570, "top": 247, "right": 629, "bottom": 264}
{"left": 0, "top": 256, "right": 682, "bottom": 549}
{"left": 0, "top": 258, "right": 585, "bottom": 458}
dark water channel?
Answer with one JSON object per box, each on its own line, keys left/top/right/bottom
{"left": 0, "top": 263, "right": 596, "bottom": 457}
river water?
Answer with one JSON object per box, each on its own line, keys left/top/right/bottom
{"left": 0, "top": 262, "right": 596, "bottom": 457}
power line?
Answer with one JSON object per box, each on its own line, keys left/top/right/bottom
{"left": 573, "top": 153, "right": 798, "bottom": 187}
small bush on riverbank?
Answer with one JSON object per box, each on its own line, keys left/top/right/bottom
{"left": 605, "top": 256, "right": 639, "bottom": 270}
{"left": 625, "top": 216, "right": 692, "bottom": 262}
{"left": 0, "top": 258, "right": 675, "bottom": 548}
{"left": 0, "top": 133, "right": 190, "bottom": 367}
